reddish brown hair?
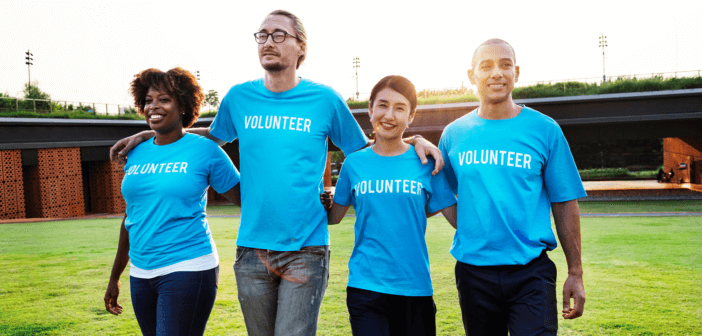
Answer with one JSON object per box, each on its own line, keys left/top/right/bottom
{"left": 130, "top": 67, "right": 204, "bottom": 128}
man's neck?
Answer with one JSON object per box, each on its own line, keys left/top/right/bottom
{"left": 477, "top": 97, "right": 522, "bottom": 120}
{"left": 264, "top": 67, "right": 300, "bottom": 93}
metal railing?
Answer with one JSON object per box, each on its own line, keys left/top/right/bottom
{"left": 0, "top": 97, "right": 136, "bottom": 115}
{"left": 342, "top": 69, "right": 702, "bottom": 101}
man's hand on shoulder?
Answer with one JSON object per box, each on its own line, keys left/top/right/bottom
{"left": 109, "top": 131, "right": 155, "bottom": 164}
{"left": 407, "top": 135, "right": 444, "bottom": 175}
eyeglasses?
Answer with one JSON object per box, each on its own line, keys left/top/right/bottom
{"left": 254, "top": 31, "right": 299, "bottom": 44}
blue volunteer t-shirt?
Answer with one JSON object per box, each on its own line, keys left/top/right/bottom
{"left": 121, "top": 133, "right": 240, "bottom": 270}
{"left": 210, "top": 78, "right": 368, "bottom": 251}
{"left": 439, "top": 106, "right": 586, "bottom": 266}
{"left": 334, "top": 146, "right": 457, "bottom": 296}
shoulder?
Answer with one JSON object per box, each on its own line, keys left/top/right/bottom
{"left": 183, "top": 133, "right": 221, "bottom": 152}
{"left": 130, "top": 138, "right": 153, "bottom": 154}
{"left": 299, "top": 78, "right": 344, "bottom": 101}
{"left": 443, "top": 111, "right": 477, "bottom": 136}
{"left": 520, "top": 106, "right": 560, "bottom": 128}
{"left": 344, "top": 146, "right": 372, "bottom": 160}
{"left": 224, "top": 78, "right": 263, "bottom": 98}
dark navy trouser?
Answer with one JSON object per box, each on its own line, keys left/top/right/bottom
{"left": 346, "top": 286, "right": 436, "bottom": 336}
{"left": 455, "top": 251, "right": 558, "bottom": 336}
{"left": 130, "top": 266, "right": 218, "bottom": 336}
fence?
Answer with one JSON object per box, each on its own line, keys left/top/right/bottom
{"left": 0, "top": 97, "right": 135, "bottom": 115}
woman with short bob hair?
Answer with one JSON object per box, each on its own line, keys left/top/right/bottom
{"left": 325, "top": 75, "right": 458, "bottom": 336}
{"left": 104, "top": 67, "right": 241, "bottom": 336}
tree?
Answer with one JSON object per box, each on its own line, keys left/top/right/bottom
{"left": 23, "top": 82, "right": 50, "bottom": 100}
{"left": 22, "top": 82, "right": 51, "bottom": 111}
{"left": 204, "top": 90, "right": 219, "bottom": 111}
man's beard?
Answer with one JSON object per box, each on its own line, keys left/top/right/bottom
{"left": 262, "top": 61, "right": 286, "bottom": 72}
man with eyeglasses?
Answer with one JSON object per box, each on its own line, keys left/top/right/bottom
{"left": 111, "top": 9, "right": 443, "bottom": 336}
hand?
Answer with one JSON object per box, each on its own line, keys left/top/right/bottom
{"left": 109, "top": 131, "right": 153, "bottom": 164}
{"left": 320, "top": 191, "right": 333, "bottom": 210}
{"left": 562, "top": 274, "right": 585, "bottom": 319}
{"left": 413, "top": 137, "right": 444, "bottom": 175}
{"left": 104, "top": 280, "right": 123, "bottom": 316}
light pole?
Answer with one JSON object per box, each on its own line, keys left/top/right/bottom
{"left": 196, "top": 70, "right": 201, "bottom": 81}
{"left": 25, "top": 50, "right": 33, "bottom": 86}
{"left": 598, "top": 34, "right": 607, "bottom": 82}
{"left": 353, "top": 56, "right": 360, "bottom": 100}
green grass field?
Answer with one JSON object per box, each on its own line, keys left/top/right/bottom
{"left": 207, "top": 200, "right": 702, "bottom": 216}
{"left": 1, "top": 209, "right": 701, "bottom": 335}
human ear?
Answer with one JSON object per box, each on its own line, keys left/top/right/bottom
{"left": 467, "top": 69, "right": 476, "bottom": 85}
{"left": 514, "top": 65, "right": 520, "bottom": 83}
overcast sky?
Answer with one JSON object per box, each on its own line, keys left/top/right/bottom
{"left": 2, "top": 0, "right": 701, "bottom": 111}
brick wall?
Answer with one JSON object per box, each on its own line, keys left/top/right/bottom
{"left": 88, "top": 161, "right": 126, "bottom": 214}
{"left": 23, "top": 148, "right": 85, "bottom": 218}
{"left": 0, "top": 150, "right": 25, "bottom": 220}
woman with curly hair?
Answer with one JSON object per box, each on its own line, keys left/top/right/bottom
{"left": 103, "top": 67, "right": 240, "bottom": 335}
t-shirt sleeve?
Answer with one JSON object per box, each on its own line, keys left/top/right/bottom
{"left": 209, "top": 90, "right": 237, "bottom": 143}
{"left": 208, "top": 145, "right": 240, "bottom": 194}
{"left": 438, "top": 130, "right": 459, "bottom": 194}
{"left": 329, "top": 93, "right": 368, "bottom": 156}
{"left": 543, "top": 125, "right": 587, "bottom": 202}
{"left": 427, "top": 169, "right": 458, "bottom": 213}
{"left": 333, "top": 161, "right": 353, "bottom": 206}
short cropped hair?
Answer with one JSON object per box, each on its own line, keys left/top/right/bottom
{"left": 130, "top": 67, "right": 204, "bottom": 128}
{"left": 266, "top": 9, "right": 307, "bottom": 69}
{"left": 471, "top": 38, "right": 517, "bottom": 69}
{"left": 369, "top": 75, "right": 418, "bottom": 117}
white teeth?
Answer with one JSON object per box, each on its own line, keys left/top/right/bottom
{"left": 150, "top": 115, "right": 163, "bottom": 120}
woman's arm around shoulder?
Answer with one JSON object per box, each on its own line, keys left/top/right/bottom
{"left": 321, "top": 191, "right": 350, "bottom": 225}
{"left": 221, "top": 183, "right": 241, "bottom": 207}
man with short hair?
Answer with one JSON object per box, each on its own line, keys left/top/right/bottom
{"left": 111, "top": 9, "right": 443, "bottom": 336}
{"left": 439, "top": 38, "right": 587, "bottom": 335}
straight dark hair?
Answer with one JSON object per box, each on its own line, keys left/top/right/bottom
{"left": 369, "top": 75, "right": 417, "bottom": 117}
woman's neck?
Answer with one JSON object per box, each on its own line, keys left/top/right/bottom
{"left": 372, "top": 136, "right": 409, "bottom": 156}
{"left": 154, "top": 128, "right": 186, "bottom": 146}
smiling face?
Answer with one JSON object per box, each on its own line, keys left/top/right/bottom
{"left": 368, "top": 88, "right": 415, "bottom": 141}
{"left": 144, "top": 86, "right": 182, "bottom": 135}
{"left": 468, "top": 43, "right": 520, "bottom": 105}
{"left": 257, "top": 15, "right": 305, "bottom": 72}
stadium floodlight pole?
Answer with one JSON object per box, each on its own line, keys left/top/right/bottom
{"left": 196, "top": 70, "right": 201, "bottom": 81}
{"left": 25, "top": 49, "right": 34, "bottom": 86}
{"left": 353, "top": 56, "right": 360, "bottom": 100}
{"left": 598, "top": 34, "right": 607, "bottom": 82}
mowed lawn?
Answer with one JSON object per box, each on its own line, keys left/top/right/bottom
{"left": 0, "top": 207, "right": 700, "bottom": 335}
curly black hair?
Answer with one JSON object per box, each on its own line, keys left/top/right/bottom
{"left": 130, "top": 67, "right": 204, "bottom": 128}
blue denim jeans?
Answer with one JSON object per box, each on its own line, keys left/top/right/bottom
{"left": 234, "top": 245, "right": 330, "bottom": 336}
{"left": 130, "top": 267, "right": 218, "bottom": 336}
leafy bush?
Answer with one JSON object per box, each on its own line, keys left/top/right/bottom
{"left": 0, "top": 110, "right": 144, "bottom": 120}
{"left": 578, "top": 168, "right": 658, "bottom": 180}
